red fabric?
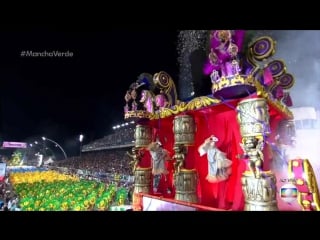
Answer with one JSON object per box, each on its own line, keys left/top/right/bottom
{"left": 191, "top": 105, "right": 245, "bottom": 210}
{"left": 140, "top": 97, "right": 289, "bottom": 210}
{"left": 138, "top": 149, "right": 151, "bottom": 168}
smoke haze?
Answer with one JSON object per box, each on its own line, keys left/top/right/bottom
{"left": 265, "top": 30, "right": 320, "bottom": 109}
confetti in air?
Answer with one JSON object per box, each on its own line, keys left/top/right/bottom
{"left": 177, "top": 30, "right": 209, "bottom": 100}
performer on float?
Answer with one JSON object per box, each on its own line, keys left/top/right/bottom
{"left": 198, "top": 135, "right": 232, "bottom": 183}
{"left": 147, "top": 141, "right": 170, "bottom": 193}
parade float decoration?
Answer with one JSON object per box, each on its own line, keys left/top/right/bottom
{"left": 124, "top": 30, "right": 319, "bottom": 211}
{"left": 287, "top": 159, "right": 320, "bottom": 211}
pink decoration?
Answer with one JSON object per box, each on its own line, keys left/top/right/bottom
{"left": 155, "top": 94, "right": 168, "bottom": 109}
{"left": 140, "top": 90, "right": 154, "bottom": 113}
{"left": 263, "top": 67, "right": 274, "bottom": 86}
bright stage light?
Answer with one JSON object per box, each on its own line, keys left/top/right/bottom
{"left": 79, "top": 134, "right": 84, "bottom": 142}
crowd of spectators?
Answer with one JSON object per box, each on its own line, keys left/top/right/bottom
{"left": 0, "top": 175, "right": 21, "bottom": 211}
{"left": 0, "top": 127, "right": 139, "bottom": 210}
{"left": 52, "top": 148, "right": 134, "bottom": 184}
{"left": 0, "top": 123, "right": 139, "bottom": 209}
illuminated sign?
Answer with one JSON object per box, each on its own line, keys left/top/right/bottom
{"left": 2, "top": 141, "right": 27, "bottom": 149}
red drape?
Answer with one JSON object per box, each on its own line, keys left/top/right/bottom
{"left": 190, "top": 103, "right": 246, "bottom": 210}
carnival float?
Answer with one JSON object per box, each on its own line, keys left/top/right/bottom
{"left": 124, "top": 30, "right": 320, "bottom": 211}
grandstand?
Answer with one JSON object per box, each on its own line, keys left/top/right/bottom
{"left": 82, "top": 123, "right": 135, "bottom": 152}
{"left": 54, "top": 124, "right": 137, "bottom": 185}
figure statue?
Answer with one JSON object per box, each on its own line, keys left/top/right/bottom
{"left": 203, "top": 30, "right": 246, "bottom": 80}
{"left": 198, "top": 135, "right": 232, "bottom": 183}
{"left": 154, "top": 93, "right": 169, "bottom": 111}
{"left": 124, "top": 90, "right": 132, "bottom": 113}
{"left": 140, "top": 89, "right": 155, "bottom": 113}
{"left": 241, "top": 136, "right": 264, "bottom": 178}
{"left": 147, "top": 141, "right": 170, "bottom": 193}
{"left": 173, "top": 144, "right": 187, "bottom": 175}
{"left": 126, "top": 147, "right": 144, "bottom": 173}
{"left": 130, "top": 88, "right": 138, "bottom": 111}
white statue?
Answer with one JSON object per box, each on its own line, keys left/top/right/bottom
{"left": 198, "top": 135, "right": 232, "bottom": 183}
{"left": 147, "top": 141, "right": 170, "bottom": 192}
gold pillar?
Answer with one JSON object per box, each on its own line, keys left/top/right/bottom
{"left": 237, "top": 97, "right": 278, "bottom": 210}
{"left": 174, "top": 169, "right": 198, "bottom": 203}
{"left": 236, "top": 98, "right": 270, "bottom": 137}
{"left": 132, "top": 167, "right": 152, "bottom": 211}
{"left": 134, "top": 124, "right": 152, "bottom": 148}
{"left": 133, "top": 167, "right": 152, "bottom": 195}
{"left": 241, "top": 171, "right": 278, "bottom": 211}
{"left": 173, "top": 114, "right": 196, "bottom": 146}
{"left": 172, "top": 114, "right": 198, "bottom": 203}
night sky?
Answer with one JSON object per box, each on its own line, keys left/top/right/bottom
{"left": 0, "top": 27, "right": 179, "bottom": 157}
{"left": 1, "top": 29, "right": 319, "bottom": 158}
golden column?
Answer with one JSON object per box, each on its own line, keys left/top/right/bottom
{"left": 131, "top": 124, "right": 153, "bottom": 210}
{"left": 172, "top": 114, "right": 198, "bottom": 203}
{"left": 237, "top": 98, "right": 278, "bottom": 211}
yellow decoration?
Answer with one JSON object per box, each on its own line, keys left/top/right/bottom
{"left": 150, "top": 96, "right": 220, "bottom": 120}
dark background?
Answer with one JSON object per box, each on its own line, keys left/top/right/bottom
{"left": 0, "top": 27, "right": 179, "bottom": 157}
